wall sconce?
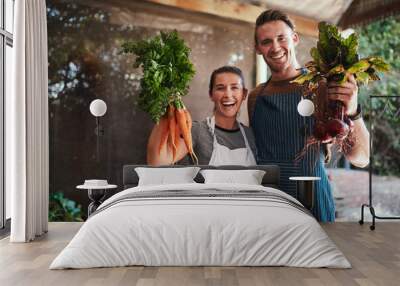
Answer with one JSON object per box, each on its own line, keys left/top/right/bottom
{"left": 89, "top": 99, "right": 107, "bottom": 161}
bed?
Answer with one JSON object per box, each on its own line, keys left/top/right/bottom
{"left": 50, "top": 165, "right": 350, "bottom": 269}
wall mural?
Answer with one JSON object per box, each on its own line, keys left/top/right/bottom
{"left": 47, "top": 0, "right": 260, "bottom": 217}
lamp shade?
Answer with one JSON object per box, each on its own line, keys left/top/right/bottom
{"left": 90, "top": 99, "right": 107, "bottom": 117}
{"left": 297, "top": 99, "right": 314, "bottom": 117}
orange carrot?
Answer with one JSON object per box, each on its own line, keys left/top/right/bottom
{"left": 158, "top": 115, "right": 169, "bottom": 155}
{"left": 176, "top": 107, "right": 198, "bottom": 164}
{"left": 183, "top": 110, "right": 196, "bottom": 162}
{"left": 173, "top": 118, "right": 181, "bottom": 163}
{"left": 184, "top": 109, "right": 192, "bottom": 130}
{"left": 168, "top": 105, "right": 177, "bottom": 162}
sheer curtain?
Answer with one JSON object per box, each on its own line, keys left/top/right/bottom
{"left": 7, "top": 0, "right": 49, "bottom": 242}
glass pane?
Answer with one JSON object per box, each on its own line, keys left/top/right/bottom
{"left": 0, "top": 1, "right": 2, "bottom": 29}
{"left": 370, "top": 97, "right": 400, "bottom": 219}
{"left": 5, "top": 43, "right": 12, "bottom": 219}
{"left": 0, "top": 0, "right": 3, "bottom": 29}
{"left": 5, "top": 0, "right": 14, "bottom": 33}
{"left": 0, "top": 38, "right": 3, "bottom": 227}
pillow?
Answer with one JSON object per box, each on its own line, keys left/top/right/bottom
{"left": 135, "top": 167, "right": 200, "bottom": 186}
{"left": 200, "top": 169, "right": 266, "bottom": 185}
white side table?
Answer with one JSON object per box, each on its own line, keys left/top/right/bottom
{"left": 76, "top": 184, "right": 117, "bottom": 217}
{"left": 289, "top": 176, "right": 321, "bottom": 210}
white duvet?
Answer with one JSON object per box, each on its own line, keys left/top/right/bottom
{"left": 50, "top": 183, "right": 351, "bottom": 269}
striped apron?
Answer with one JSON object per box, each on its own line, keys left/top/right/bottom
{"left": 252, "top": 88, "right": 335, "bottom": 222}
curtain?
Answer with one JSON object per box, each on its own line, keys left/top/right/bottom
{"left": 8, "top": 0, "right": 49, "bottom": 242}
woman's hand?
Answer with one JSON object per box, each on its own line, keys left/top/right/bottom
{"left": 327, "top": 74, "right": 358, "bottom": 116}
{"left": 147, "top": 117, "right": 188, "bottom": 166}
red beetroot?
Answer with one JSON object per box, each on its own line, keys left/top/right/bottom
{"left": 313, "top": 121, "right": 333, "bottom": 143}
{"left": 326, "top": 118, "right": 350, "bottom": 139}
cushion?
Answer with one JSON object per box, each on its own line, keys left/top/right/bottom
{"left": 135, "top": 167, "right": 201, "bottom": 186}
{"left": 200, "top": 169, "right": 266, "bottom": 185}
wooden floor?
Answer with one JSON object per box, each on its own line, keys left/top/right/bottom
{"left": 0, "top": 222, "right": 399, "bottom": 286}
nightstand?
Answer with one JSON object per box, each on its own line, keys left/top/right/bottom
{"left": 289, "top": 176, "right": 321, "bottom": 210}
{"left": 76, "top": 182, "right": 117, "bottom": 217}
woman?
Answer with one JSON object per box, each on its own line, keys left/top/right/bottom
{"left": 147, "top": 66, "right": 256, "bottom": 166}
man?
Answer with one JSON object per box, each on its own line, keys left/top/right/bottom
{"left": 248, "top": 10, "right": 369, "bottom": 222}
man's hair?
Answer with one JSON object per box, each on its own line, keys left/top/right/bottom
{"left": 254, "top": 9, "right": 296, "bottom": 44}
{"left": 209, "top": 66, "right": 246, "bottom": 94}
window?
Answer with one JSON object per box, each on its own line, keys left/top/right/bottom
{"left": 1, "top": 0, "right": 14, "bottom": 231}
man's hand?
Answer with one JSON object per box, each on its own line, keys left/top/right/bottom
{"left": 327, "top": 74, "right": 358, "bottom": 116}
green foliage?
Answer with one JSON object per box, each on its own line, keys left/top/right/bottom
{"left": 357, "top": 17, "right": 400, "bottom": 176}
{"left": 121, "top": 30, "right": 195, "bottom": 123}
{"left": 293, "top": 22, "right": 390, "bottom": 87}
{"left": 49, "top": 192, "right": 84, "bottom": 222}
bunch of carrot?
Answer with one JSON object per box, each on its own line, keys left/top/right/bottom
{"left": 158, "top": 100, "right": 198, "bottom": 164}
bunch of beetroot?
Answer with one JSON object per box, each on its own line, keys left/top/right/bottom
{"left": 313, "top": 100, "right": 354, "bottom": 144}
{"left": 293, "top": 22, "right": 390, "bottom": 158}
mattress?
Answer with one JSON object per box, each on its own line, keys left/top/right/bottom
{"left": 50, "top": 183, "right": 350, "bottom": 269}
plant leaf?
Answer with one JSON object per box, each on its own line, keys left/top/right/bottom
{"left": 327, "top": 64, "right": 345, "bottom": 76}
{"left": 343, "top": 33, "right": 359, "bottom": 66}
{"left": 367, "top": 56, "right": 391, "bottom": 72}
{"left": 291, "top": 71, "right": 317, "bottom": 85}
{"left": 347, "top": 59, "right": 370, "bottom": 74}
{"left": 355, "top": 71, "right": 370, "bottom": 84}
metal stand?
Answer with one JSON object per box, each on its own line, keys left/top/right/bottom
{"left": 296, "top": 180, "right": 315, "bottom": 210}
{"left": 94, "top": 117, "right": 104, "bottom": 162}
{"left": 88, "top": 189, "right": 106, "bottom": 216}
{"left": 359, "top": 95, "right": 400, "bottom": 230}
{"left": 290, "top": 177, "right": 320, "bottom": 211}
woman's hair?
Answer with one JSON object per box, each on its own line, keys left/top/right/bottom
{"left": 254, "top": 10, "right": 295, "bottom": 44}
{"left": 209, "top": 66, "right": 246, "bottom": 95}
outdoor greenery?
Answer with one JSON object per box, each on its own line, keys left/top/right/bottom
{"left": 49, "top": 192, "right": 83, "bottom": 222}
{"left": 357, "top": 17, "right": 400, "bottom": 176}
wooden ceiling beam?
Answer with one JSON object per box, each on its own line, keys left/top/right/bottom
{"left": 146, "top": 0, "right": 319, "bottom": 37}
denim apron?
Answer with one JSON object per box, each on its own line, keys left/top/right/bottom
{"left": 251, "top": 86, "right": 335, "bottom": 222}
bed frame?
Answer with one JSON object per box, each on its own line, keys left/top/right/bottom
{"left": 123, "top": 165, "right": 280, "bottom": 190}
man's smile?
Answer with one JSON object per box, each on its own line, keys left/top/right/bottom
{"left": 269, "top": 52, "right": 286, "bottom": 63}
